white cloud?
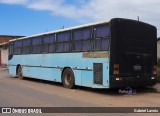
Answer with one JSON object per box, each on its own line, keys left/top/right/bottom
{"left": 27, "top": 0, "right": 57, "bottom": 11}
{"left": 0, "top": 0, "right": 160, "bottom": 35}
{"left": 82, "top": 0, "right": 160, "bottom": 21}
{"left": 1, "top": 0, "right": 160, "bottom": 21}
{"left": 0, "top": 0, "right": 27, "bottom": 4}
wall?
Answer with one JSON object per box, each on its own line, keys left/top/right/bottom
{"left": 0, "top": 50, "right": 1, "bottom": 65}
{"left": 0, "top": 37, "right": 13, "bottom": 43}
{"left": 0, "top": 35, "right": 24, "bottom": 43}
{"left": 1, "top": 49, "right": 8, "bottom": 66}
{"left": 0, "top": 36, "right": 24, "bottom": 67}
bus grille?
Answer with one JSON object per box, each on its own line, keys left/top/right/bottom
{"left": 94, "top": 63, "right": 103, "bottom": 85}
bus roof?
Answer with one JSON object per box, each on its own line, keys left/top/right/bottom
{"left": 10, "top": 20, "right": 110, "bottom": 42}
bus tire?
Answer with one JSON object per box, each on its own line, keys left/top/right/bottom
{"left": 62, "top": 68, "right": 75, "bottom": 89}
{"left": 17, "top": 66, "right": 23, "bottom": 79}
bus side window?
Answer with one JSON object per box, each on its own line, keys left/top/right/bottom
{"left": 9, "top": 42, "right": 14, "bottom": 55}
{"left": 14, "top": 40, "right": 22, "bottom": 55}
{"left": 42, "top": 34, "right": 55, "bottom": 53}
{"left": 93, "top": 25, "right": 110, "bottom": 51}
{"left": 22, "top": 39, "right": 31, "bottom": 54}
{"left": 73, "top": 27, "right": 91, "bottom": 52}
{"left": 56, "top": 31, "right": 71, "bottom": 53}
{"left": 31, "top": 37, "right": 42, "bottom": 54}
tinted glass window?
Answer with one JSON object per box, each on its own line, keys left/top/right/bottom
{"left": 9, "top": 42, "right": 14, "bottom": 55}
{"left": 56, "top": 31, "right": 71, "bottom": 52}
{"left": 73, "top": 27, "right": 91, "bottom": 51}
{"left": 15, "top": 40, "right": 22, "bottom": 47}
{"left": 95, "top": 25, "right": 110, "bottom": 37}
{"left": 43, "top": 34, "right": 55, "bottom": 53}
{"left": 73, "top": 28, "right": 91, "bottom": 40}
{"left": 93, "top": 24, "right": 110, "bottom": 51}
{"left": 14, "top": 40, "right": 22, "bottom": 54}
{"left": 22, "top": 39, "right": 31, "bottom": 54}
{"left": 43, "top": 34, "right": 55, "bottom": 43}
{"left": 32, "top": 37, "right": 42, "bottom": 53}
{"left": 57, "top": 32, "right": 70, "bottom": 42}
{"left": 32, "top": 37, "right": 42, "bottom": 45}
{"left": 94, "top": 38, "right": 110, "bottom": 50}
{"left": 23, "top": 39, "right": 31, "bottom": 47}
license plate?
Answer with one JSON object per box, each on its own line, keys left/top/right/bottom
{"left": 133, "top": 65, "right": 141, "bottom": 71}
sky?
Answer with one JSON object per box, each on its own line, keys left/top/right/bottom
{"left": 0, "top": 0, "right": 160, "bottom": 37}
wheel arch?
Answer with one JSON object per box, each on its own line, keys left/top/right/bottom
{"left": 16, "top": 64, "right": 21, "bottom": 75}
{"left": 61, "top": 67, "right": 74, "bottom": 82}
{"left": 61, "top": 67, "right": 75, "bottom": 89}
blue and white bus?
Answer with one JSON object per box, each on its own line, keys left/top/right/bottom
{"left": 8, "top": 18, "right": 157, "bottom": 89}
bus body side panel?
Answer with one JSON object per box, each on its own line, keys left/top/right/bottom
{"left": 8, "top": 52, "right": 109, "bottom": 88}
{"left": 9, "top": 53, "right": 83, "bottom": 82}
{"left": 73, "top": 70, "right": 82, "bottom": 86}
{"left": 81, "top": 58, "right": 109, "bottom": 88}
{"left": 8, "top": 65, "right": 17, "bottom": 77}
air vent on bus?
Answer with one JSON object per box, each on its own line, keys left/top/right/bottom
{"left": 93, "top": 63, "right": 103, "bottom": 85}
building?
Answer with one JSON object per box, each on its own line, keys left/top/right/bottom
{"left": 158, "top": 38, "right": 160, "bottom": 59}
{"left": 0, "top": 35, "right": 24, "bottom": 67}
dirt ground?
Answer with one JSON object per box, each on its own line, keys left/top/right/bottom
{"left": 0, "top": 70, "right": 160, "bottom": 115}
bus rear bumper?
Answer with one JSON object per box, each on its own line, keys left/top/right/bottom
{"left": 110, "top": 76, "right": 157, "bottom": 88}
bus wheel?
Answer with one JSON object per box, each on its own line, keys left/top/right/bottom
{"left": 62, "top": 68, "right": 75, "bottom": 89}
{"left": 17, "top": 66, "right": 23, "bottom": 79}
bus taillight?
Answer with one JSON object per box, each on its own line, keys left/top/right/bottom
{"left": 114, "top": 64, "right": 119, "bottom": 75}
{"left": 116, "top": 77, "right": 123, "bottom": 81}
{"left": 151, "top": 77, "right": 156, "bottom": 80}
{"left": 152, "top": 66, "right": 157, "bottom": 80}
{"left": 153, "top": 66, "right": 156, "bottom": 75}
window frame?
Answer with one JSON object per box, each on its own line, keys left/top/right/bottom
{"left": 31, "top": 36, "right": 43, "bottom": 54}
{"left": 22, "top": 38, "right": 31, "bottom": 54}
{"left": 55, "top": 31, "right": 72, "bottom": 53}
{"left": 13, "top": 40, "right": 22, "bottom": 55}
{"left": 72, "top": 27, "right": 92, "bottom": 52}
{"left": 92, "top": 24, "right": 110, "bottom": 51}
{"left": 10, "top": 23, "right": 111, "bottom": 55}
{"left": 42, "top": 34, "right": 55, "bottom": 53}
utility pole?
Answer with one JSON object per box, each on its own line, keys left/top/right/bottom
{"left": 137, "top": 16, "right": 139, "bottom": 21}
